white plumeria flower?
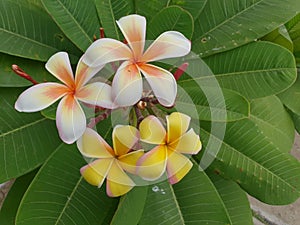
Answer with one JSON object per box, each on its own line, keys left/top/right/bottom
{"left": 15, "top": 52, "right": 116, "bottom": 144}
{"left": 83, "top": 14, "right": 191, "bottom": 107}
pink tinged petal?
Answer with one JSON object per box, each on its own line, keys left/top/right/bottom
{"left": 139, "top": 115, "right": 166, "bottom": 144}
{"left": 166, "top": 151, "right": 193, "bottom": 184}
{"left": 75, "top": 56, "right": 104, "bottom": 88}
{"left": 106, "top": 161, "right": 135, "bottom": 197}
{"left": 118, "top": 149, "right": 144, "bottom": 174}
{"left": 136, "top": 145, "right": 168, "bottom": 181}
{"left": 76, "top": 82, "right": 117, "bottom": 109}
{"left": 15, "top": 82, "right": 68, "bottom": 112}
{"left": 113, "top": 125, "right": 140, "bottom": 156}
{"left": 76, "top": 128, "right": 114, "bottom": 158}
{"left": 80, "top": 158, "right": 113, "bottom": 187}
{"left": 112, "top": 61, "right": 143, "bottom": 107}
{"left": 116, "top": 14, "right": 146, "bottom": 60}
{"left": 142, "top": 31, "right": 191, "bottom": 62}
{"left": 56, "top": 95, "right": 86, "bottom": 144}
{"left": 169, "top": 129, "right": 202, "bottom": 155}
{"left": 82, "top": 38, "right": 132, "bottom": 67}
{"left": 167, "top": 112, "right": 191, "bottom": 143}
{"left": 45, "top": 52, "right": 75, "bottom": 87}
{"left": 139, "top": 64, "right": 177, "bottom": 107}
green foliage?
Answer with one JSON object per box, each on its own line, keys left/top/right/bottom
{"left": 1, "top": 0, "right": 300, "bottom": 224}
{"left": 41, "top": 0, "right": 100, "bottom": 51}
{"left": 0, "top": 88, "right": 61, "bottom": 183}
{"left": 0, "top": 0, "right": 81, "bottom": 62}
{"left": 193, "top": 0, "right": 300, "bottom": 57}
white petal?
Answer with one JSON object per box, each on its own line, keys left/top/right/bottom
{"left": 76, "top": 82, "right": 117, "bottom": 109}
{"left": 112, "top": 61, "right": 143, "bottom": 107}
{"left": 15, "top": 82, "right": 68, "bottom": 112}
{"left": 56, "top": 95, "right": 86, "bottom": 144}
{"left": 45, "top": 52, "right": 75, "bottom": 87}
{"left": 142, "top": 31, "right": 191, "bottom": 62}
{"left": 82, "top": 38, "right": 132, "bottom": 67}
{"left": 116, "top": 14, "right": 146, "bottom": 60}
{"left": 75, "top": 56, "right": 104, "bottom": 88}
{"left": 139, "top": 64, "right": 177, "bottom": 107}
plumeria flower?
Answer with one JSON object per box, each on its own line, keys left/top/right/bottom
{"left": 82, "top": 14, "right": 191, "bottom": 107}
{"left": 137, "top": 112, "right": 201, "bottom": 184}
{"left": 15, "top": 52, "right": 116, "bottom": 144}
{"left": 78, "top": 127, "right": 144, "bottom": 197}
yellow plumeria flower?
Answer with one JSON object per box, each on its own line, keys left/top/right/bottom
{"left": 137, "top": 112, "right": 202, "bottom": 184}
{"left": 78, "top": 126, "right": 144, "bottom": 197}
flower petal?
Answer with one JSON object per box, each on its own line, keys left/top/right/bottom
{"left": 75, "top": 56, "right": 104, "bottom": 88}
{"left": 45, "top": 52, "right": 75, "bottom": 87}
{"left": 142, "top": 31, "right": 191, "bottom": 62}
{"left": 167, "top": 112, "right": 191, "bottom": 143}
{"left": 112, "top": 61, "right": 143, "bottom": 107}
{"left": 113, "top": 125, "right": 140, "bottom": 156}
{"left": 77, "top": 128, "right": 114, "bottom": 158}
{"left": 118, "top": 149, "right": 144, "bottom": 174}
{"left": 15, "top": 82, "right": 68, "bottom": 112}
{"left": 82, "top": 38, "right": 132, "bottom": 67}
{"left": 116, "top": 14, "right": 146, "bottom": 60}
{"left": 106, "top": 161, "right": 135, "bottom": 197}
{"left": 56, "top": 95, "right": 86, "bottom": 144}
{"left": 169, "top": 129, "right": 202, "bottom": 154}
{"left": 139, "top": 63, "right": 177, "bottom": 107}
{"left": 80, "top": 158, "right": 113, "bottom": 187}
{"left": 136, "top": 145, "right": 167, "bottom": 181}
{"left": 139, "top": 115, "right": 166, "bottom": 144}
{"left": 166, "top": 150, "right": 192, "bottom": 184}
{"left": 76, "top": 82, "right": 117, "bottom": 109}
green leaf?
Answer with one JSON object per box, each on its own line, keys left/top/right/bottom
{"left": 0, "top": 169, "right": 38, "bottom": 225}
{"left": 207, "top": 172, "right": 253, "bottom": 225}
{"left": 135, "top": 0, "right": 170, "bottom": 22}
{"left": 193, "top": 0, "right": 300, "bottom": 57}
{"left": 147, "top": 6, "right": 194, "bottom": 40}
{"left": 287, "top": 108, "right": 300, "bottom": 134}
{"left": 110, "top": 186, "right": 148, "bottom": 225}
{"left": 139, "top": 162, "right": 232, "bottom": 225}
{"left": 0, "top": 0, "right": 81, "bottom": 61}
{"left": 261, "top": 25, "right": 293, "bottom": 52}
{"left": 176, "top": 86, "right": 250, "bottom": 122}
{"left": 179, "top": 42, "right": 297, "bottom": 99}
{"left": 286, "top": 13, "right": 300, "bottom": 55}
{"left": 16, "top": 143, "right": 119, "bottom": 225}
{"left": 0, "top": 88, "right": 61, "bottom": 183}
{"left": 200, "top": 96, "right": 300, "bottom": 204}
{"left": 0, "top": 53, "right": 56, "bottom": 87}
{"left": 278, "top": 73, "right": 300, "bottom": 116}
{"left": 96, "top": 0, "right": 134, "bottom": 40}
{"left": 249, "top": 96, "right": 294, "bottom": 153}
{"left": 41, "top": 0, "right": 100, "bottom": 52}
{"left": 169, "top": 0, "right": 207, "bottom": 20}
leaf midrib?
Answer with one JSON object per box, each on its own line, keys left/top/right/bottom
{"left": 201, "top": 128, "right": 300, "bottom": 194}
{"left": 196, "top": 0, "right": 264, "bottom": 40}
{"left": 168, "top": 182, "right": 185, "bottom": 225}
{"left": 0, "top": 28, "right": 57, "bottom": 50}
{"left": 250, "top": 114, "right": 291, "bottom": 148}
{"left": 0, "top": 117, "right": 48, "bottom": 138}
{"left": 178, "top": 67, "right": 295, "bottom": 83}
{"left": 54, "top": 0, "right": 92, "bottom": 50}
{"left": 54, "top": 176, "right": 84, "bottom": 225}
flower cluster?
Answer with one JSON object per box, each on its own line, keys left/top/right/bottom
{"left": 79, "top": 112, "right": 201, "bottom": 197}
{"left": 14, "top": 14, "right": 202, "bottom": 197}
